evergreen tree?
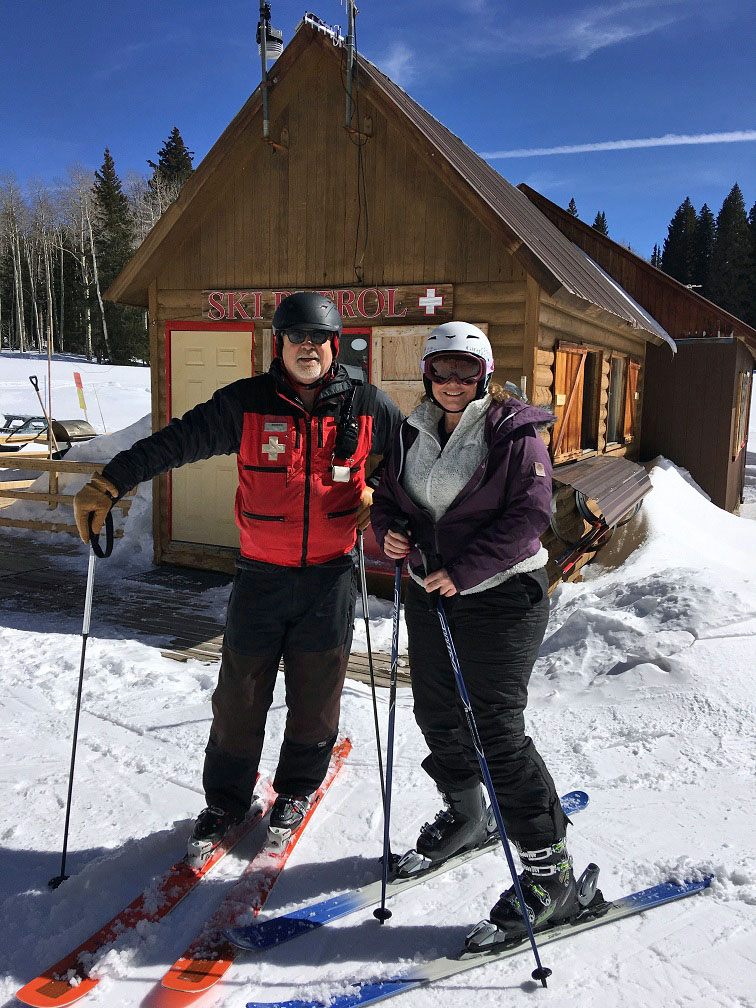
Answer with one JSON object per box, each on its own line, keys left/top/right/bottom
{"left": 92, "top": 149, "right": 147, "bottom": 362}
{"left": 592, "top": 211, "right": 608, "bottom": 235}
{"left": 660, "top": 196, "right": 697, "bottom": 285}
{"left": 748, "top": 201, "right": 756, "bottom": 327}
{"left": 567, "top": 197, "right": 578, "bottom": 217}
{"left": 650, "top": 244, "right": 662, "bottom": 268}
{"left": 707, "top": 183, "right": 752, "bottom": 322}
{"left": 691, "top": 203, "right": 716, "bottom": 296}
{"left": 148, "top": 127, "right": 194, "bottom": 191}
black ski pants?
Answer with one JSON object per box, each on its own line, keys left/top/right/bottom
{"left": 203, "top": 555, "right": 356, "bottom": 817}
{"left": 404, "top": 568, "right": 568, "bottom": 849}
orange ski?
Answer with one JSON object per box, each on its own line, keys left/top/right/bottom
{"left": 161, "top": 737, "right": 352, "bottom": 994}
{"left": 16, "top": 788, "right": 276, "bottom": 1007}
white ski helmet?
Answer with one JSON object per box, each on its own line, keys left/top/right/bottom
{"left": 421, "top": 321, "right": 494, "bottom": 405}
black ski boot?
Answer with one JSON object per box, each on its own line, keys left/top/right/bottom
{"left": 396, "top": 786, "right": 496, "bottom": 877}
{"left": 186, "top": 805, "right": 243, "bottom": 865}
{"left": 268, "top": 794, "right": 310, "bottom": 846}
{"left": 465, "top": 838, "right": 579, "bottom": 951}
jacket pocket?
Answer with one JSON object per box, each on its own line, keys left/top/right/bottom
{"left": 327, "top": 505, "right": 360, "bottom": 520}
{"left": 242, "top": 510, "right": 285, "bottom": 522}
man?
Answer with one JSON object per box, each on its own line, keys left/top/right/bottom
{"left": 74, "top": 292, "right": 401, "bottom": 856}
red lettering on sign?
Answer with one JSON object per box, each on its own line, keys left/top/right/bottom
{"left": 274, "top": 291, "right": 293, "bottom": 309}
{"left": 337, "top": 289, "right": 357, "bottom": 318}
{"left": 356, "top": 288, "right": 385, "bottom": 319}
{"left": 227, "top": 292, "right": 252, "bottom": 320}
{"left": 386, "top": 288, "right": 407, "bottom": 318}
{"left": 318, "top": 290, "right": 337, "bottom": 304}
{"left": 208, "top": 291, "right": 225, "bottom": 321}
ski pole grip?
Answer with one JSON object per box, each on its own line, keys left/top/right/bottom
{"left": 88, "top": 510, "right": 114, "bottom": 559}
{"left": 389, "top": 516, "right": 410, "bottom": 537}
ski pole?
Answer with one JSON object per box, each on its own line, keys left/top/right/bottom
{"left": 435, "top": 595, "right": 552, "bottom": 986}
{"left": 29, "top": 375, "right": 60, "bottom": 456}
{"left": 49, "top": 511, "right": 114, "bottom": 889}
{"left": 373, "top": 519, "right": 408, "bottom": 923}
{"left": 357, "top": 530, "right": 386, "bottom": 812}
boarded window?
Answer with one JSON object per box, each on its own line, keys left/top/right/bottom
{"left": 606, "top": 356, "right": 627, "bottom": 444}
{"left": 733, "top": 370, "right": 752, "bottom": 460}
{"left": 552, "top": 345, "right": 601, "bottom": 462}
{"left": 623, "top": 361, "right": 640, "bottom": 442}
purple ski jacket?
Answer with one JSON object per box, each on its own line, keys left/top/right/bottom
{"left": 371, "top": 398, "right": 555, "bottom": 593}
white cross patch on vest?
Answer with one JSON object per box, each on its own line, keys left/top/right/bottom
{"left": 262, "top": 436, "right": 286, "bottom": 461}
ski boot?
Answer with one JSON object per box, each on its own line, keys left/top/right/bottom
{"left": 465, "top": 844, "right": 605, "bottom": 952}
{"left": 395, "top": 786, "right": 496, "bottom": 878}
{"left": 268, "top": 794, "right": 310, "bottom": 847}
{"left": 186, "top": 805, "right": 243, "bottom": 866}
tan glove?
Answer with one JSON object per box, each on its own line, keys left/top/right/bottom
{"left": 73, "top": 474, "right": 120, "bottom": 544}
{"left": 356, "top": 486, "right": 374, "bottom": 532}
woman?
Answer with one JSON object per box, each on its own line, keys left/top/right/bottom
{"left": 371, "top": 321, "right": 577, "bottom": 947}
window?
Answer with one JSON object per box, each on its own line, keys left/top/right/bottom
{"left": 733, "top": 370, "right": 752, "bottom": 460}
{"left": 623, "top": 361, "right": 640, "bottom": 442}
{"left": 552, "top": 345, "right": 601, "bottom": 461}
{"left": 606, "top": 356, "right": 627, "bottom": 444}
{"left": 339, "top": 328, "right": 371, "bottom": 383}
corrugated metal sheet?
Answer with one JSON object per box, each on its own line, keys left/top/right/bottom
{"left": 553, "top": 456, "right": 652, "bottom": 527}
{"left": 356, "top": 53, "right": 670, "bottom": 345}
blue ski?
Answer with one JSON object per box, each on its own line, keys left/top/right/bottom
{"left": 245, "top": 875, "right": 711, "bottom": 1008}
{"left": 225, "top": 790, "right": 588, "bottom": 952}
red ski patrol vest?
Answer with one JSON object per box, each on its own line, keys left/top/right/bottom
{"left": 236, "top": 377, "right": 375, "bottom": 566}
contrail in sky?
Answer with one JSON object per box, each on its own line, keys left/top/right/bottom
{"left": 482, "top": 130, "right": 756, "bottom": 159}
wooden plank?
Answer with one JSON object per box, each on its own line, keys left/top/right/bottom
{"left": 0, "top": 490, "right": 131, "bottom": 509}
{"left": 0, "top": 457, "right": 109, "bottom": 474}
{"left": 381, "top": 330, "right": 428, "bottom": 380}
{"left": 455, "top": 281, "right": 526, "bottom": 306}
{"left": 381, "top": 381, "right": 424, "bottom": 417}
{"left": 0, "top": 517, "right": 124, "bottom": 537}
{"left": 522, "top": 274, "right": 540, "bottom": 400}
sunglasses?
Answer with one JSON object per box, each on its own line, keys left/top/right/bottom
{"left": 284, "top": 328, "right": 331, "bottom": 345}
{"left": 426, "top": 354, "right": 484, "bottom": 385}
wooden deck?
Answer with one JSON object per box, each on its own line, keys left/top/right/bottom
{"left": 0, "top": 534, "right": 410, "bottom": 687}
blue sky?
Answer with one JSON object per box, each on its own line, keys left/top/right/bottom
{"left": 3, "top": 0, "right": 755, "bottom": 257}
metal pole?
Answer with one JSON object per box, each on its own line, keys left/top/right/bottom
{"left": 435, "top": 597, "right": 552, "bottom": 986}
{"left": 259, "top": 1, "right": 270, "bottom": 139}
{"left": 357, "top": 530, "right": 386, "bottom": 810}
{"left": 373, "top": 556, "right": 403, "bottom": 923}
{"left": 48, "top": 548, "right": 97, "bottom": 889}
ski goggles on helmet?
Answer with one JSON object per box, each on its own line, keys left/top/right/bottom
{"left": 424, "top": 353, "right": 485, "bottom": 385}
{"left": 284, "top": 327, "right": 332, "bottom": 345}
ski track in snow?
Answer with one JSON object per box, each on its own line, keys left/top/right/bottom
{"left": 1, "top": 360, "right": 755, "bottom": 1007}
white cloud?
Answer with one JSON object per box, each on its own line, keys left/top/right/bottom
{"left": 482, "top": 130, "right": 756, "bottom": 159}
{"left": 380, "top": 41, "right": 417, "bottom": 87}
{"left": 469, "top": 1, "right": 685, "bottom": 61}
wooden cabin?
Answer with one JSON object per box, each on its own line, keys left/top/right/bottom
{"left": 106, "top": 19, "right": 676, "bottom": 582}
{"left": 521, "top": 186, "right": 756, "bottom": 513}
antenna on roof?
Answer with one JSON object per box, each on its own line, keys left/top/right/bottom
{"left": 345, "top": 0, "right": 357, "bottom": 126}
{"left": 258, "top": 1, "right": 283, "bottom": 143}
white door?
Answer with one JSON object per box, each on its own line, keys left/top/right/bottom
{"left": 170, "top": 329, "right": 253, "bottom": 547}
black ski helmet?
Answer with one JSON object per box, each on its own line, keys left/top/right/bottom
{"left": 272, "top": 292, "right": 342, "bottom": 357}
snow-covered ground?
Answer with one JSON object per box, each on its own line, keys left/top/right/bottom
{"left": 1, "top": 358, "right": 755, "bottom": 1008}
{"left": 1, "top": 351, "right": 151, "bottom": 434}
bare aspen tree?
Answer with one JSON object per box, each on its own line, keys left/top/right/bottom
{"left": 29, "top": 181, "right": 61, "bottom": 354}
{"left": 0, "top": 177, "right": 28, "bottom": 351}
{"left": 126, "top": 171, "right": 182, "bottom": 243}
